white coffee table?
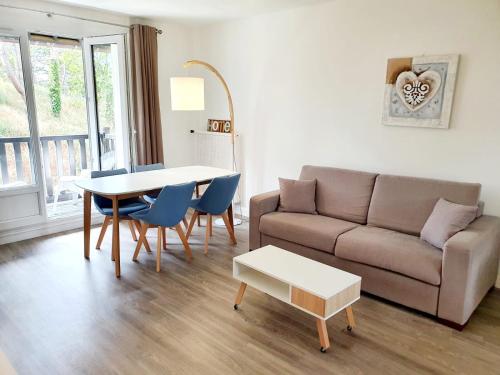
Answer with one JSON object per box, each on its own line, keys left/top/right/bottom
{"left": 232, "top": 245, "right": 361, "bottom": 352}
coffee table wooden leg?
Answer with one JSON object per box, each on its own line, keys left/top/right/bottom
{"left": 345, "top": 305, "right": 356, "bottom": 331}
{"left": 233, "top": 282, "right": 247, "bottom": 310}
{"left": 316, "top": 318, "right": 330, "bottom": 353}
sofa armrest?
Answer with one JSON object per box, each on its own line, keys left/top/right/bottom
{"left": 438, "top": 215, "right": 500, "bottom": 325}
{"left": 249, "top": 190, "right": 280, "bottom": 250}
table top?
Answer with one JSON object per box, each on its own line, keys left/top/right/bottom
{"left": 234, "top": 246, "right": 361, "bottom": 299}
{"left": 75, "top": 165, "right": 235, "bottom": 196}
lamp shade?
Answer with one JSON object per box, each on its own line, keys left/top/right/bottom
{"left": 170, "top": 77, "right": 205, "bottom": 111}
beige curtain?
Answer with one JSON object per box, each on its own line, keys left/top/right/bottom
{"left": 130, "top": 24, "right": 164, "bottom": 165}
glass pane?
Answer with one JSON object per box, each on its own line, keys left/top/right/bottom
{"left": 30, "top": 35, "right": 90, "bottom": 218}
{"left": 0, "top": 36, "right": 35, "bottom": 189}
{"left": 92, "top": 43, "right": 123, "bottom": 171}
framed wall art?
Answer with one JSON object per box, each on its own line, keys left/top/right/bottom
{"left": 382, "top": 54, "right": 459, "bottom": 129}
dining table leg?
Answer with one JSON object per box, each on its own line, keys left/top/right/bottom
{"left": 112, "top": 196, "right": 121, "bottom": 278}
{"left": 83, "top": 190, "right": 92, "bottom": 260}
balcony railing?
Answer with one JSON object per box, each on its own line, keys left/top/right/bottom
{"left": 0, "top": 134, "right": 114, "bottom": 202}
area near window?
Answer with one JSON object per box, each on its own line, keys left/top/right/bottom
{"left": 0, "top": 36, "right": 36, "bottom": 189}
{"left": 29, "top": 34, "right": 90, "bottom": 218}
{"left": 0, "top": 32, "right": 131, "bottom": 223}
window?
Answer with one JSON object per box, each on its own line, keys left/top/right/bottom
{"left": 0, "top": 36, "right": 35, "bottom": 188}
{"left": 29, "top": 34, "right": 90, "bottom": 215}
{"left": 0, "top": 32, "right": 130, "bottom": 221}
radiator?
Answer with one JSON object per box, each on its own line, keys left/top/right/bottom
{"left": 192, "top": 130, "right": 241, "bottom": 207}
{"left": 192, "top": 130, "right": 236, "bottom": 171}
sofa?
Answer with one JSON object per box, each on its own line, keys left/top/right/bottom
{"left": 249, "top": 165, "right": 500, "bottom": 328}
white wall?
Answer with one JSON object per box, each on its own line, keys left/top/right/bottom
{"left": 174, "top": 0, "right": 500, "bottom": 286}
{"left": 187, "top": 0, "right": 500, "bottom": 221}
{"left": 148, "top": 21, "right": 198, "bottom": 168}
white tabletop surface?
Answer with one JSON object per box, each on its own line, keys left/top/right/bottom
{"left": 75, "top": 165, "right": 235, "bottom": 195}
{"left": 234, "top": 246, "right": 361, "bottom": 299}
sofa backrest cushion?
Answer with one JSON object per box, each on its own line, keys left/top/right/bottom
{"left": 367, "top": 174, "right": 481, "bottom": 236}
{"left": 299, "top": 165, "right": 378, "bottom": 224}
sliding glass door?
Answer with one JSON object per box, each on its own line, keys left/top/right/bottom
{"left": 0, "top": 33, "right": 45, "bottom": 226}
{"left": 0, "top": 31, "right": 131, "bottom": 222}
{"left": 29, "top": 34, "right": 90, "bottom": 217}
{"left": 83, "top": 35, "right": 130, "bottom": 171}
{"left": 0, "top": 36, "right": 37, "bottom": 189}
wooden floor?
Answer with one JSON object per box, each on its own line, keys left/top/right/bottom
{"left": 0, "top": 220, "right": 499, "bottom": 375}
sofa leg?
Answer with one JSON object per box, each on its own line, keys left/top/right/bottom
{"left": 437, "top": 317, "right": 468, "bottom": 331}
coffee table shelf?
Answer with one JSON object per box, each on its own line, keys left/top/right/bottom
{"left": 234, "top": 263, "right": 289, "bottom": 303}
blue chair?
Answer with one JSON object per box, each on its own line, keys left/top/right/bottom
{"left": 134, "top": 163, "right": 190, "bottom": 230}
{"left": 134, "top": 163, "right": 165, "bottom": 204}
{"left": 130, "top": 181, "right": 196, "bottom": 272}
{"left": 186, "top": 174, "right": 240, "bottom": 254}
{"left": 92, "top": 169, "right": 150, "bottom": 251}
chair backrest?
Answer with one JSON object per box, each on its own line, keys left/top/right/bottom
{"left": 134, "top": 163, "right": 165, "bottom": 173}
{"left": 143, "top": 181, "right": 196, "bottom": 227}
{"left": 197, "top": 174, "right": 241, "bottom": 215}
{"left": 91, "top": 168, "right": 128, "bottom": 209}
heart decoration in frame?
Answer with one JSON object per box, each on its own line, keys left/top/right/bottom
{"left": 396, "top": 70, "right": 441, "bottom": 112}
{"left": 382, "top": 54, "right": 459, "bottom": 129}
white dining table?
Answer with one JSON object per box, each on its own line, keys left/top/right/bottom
{"left": 75, "top": 165, "right": 236, "bottom": 278}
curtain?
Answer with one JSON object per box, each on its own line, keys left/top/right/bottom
{"left": 130, "top": 24, "right": 164, "bottom": 165}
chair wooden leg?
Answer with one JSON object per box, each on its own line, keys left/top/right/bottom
{"left": 156, "top": 226, "right": 162, "bottom": 272}
{"left": 175, "top": 224, "right": 193, "bottom": 261}
{"left": 196, "top": 185, "right": 201, "bottom": 227}
{"left": 186, "top": 211, "right": 199, "bottom": 239}
{"left": 143, "top": 234, "right": 152, "bottom": 253}
{"left": 134, "top": 220, "right": 141, "bottom": 233}
{"left": 208, "top": 214, "right": 213, "bottom": 237}
{"left": 204, "top": 214, "right": 211, "bottom": 255}
{"left": 96, "top": 216, "right": 111, "bottom": 250}
{"left": 162, "top": 227, "right": 167, "bottom": 250}
{"left": 128, "top": 220, "right": 138, "bottom": 241}
{"left": 182, "top": 217, "right": 189, "bottom": 230}
{"left": 221, "top": 212, "right": 237, "bottom": 245}
{"left": 133, "top": 223, "right": 149, "bottom": 261}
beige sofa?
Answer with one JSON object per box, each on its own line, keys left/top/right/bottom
{"left": 249, "top": 165, "right": 500, "bottom": 329}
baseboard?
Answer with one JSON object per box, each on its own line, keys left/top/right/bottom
{"left": 0, "top": 214, "right": 103, "bottom": 246}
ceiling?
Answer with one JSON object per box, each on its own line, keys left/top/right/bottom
{"left": 47, "top": 0, "right": 329, "bottom": 22}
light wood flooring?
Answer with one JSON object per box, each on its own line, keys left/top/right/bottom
{"left": 0, "top": 220, "right": 499, "bottom": 374}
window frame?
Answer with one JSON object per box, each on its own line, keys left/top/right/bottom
{"left": 0, "top": 32, "right": 44, "bottom": 205}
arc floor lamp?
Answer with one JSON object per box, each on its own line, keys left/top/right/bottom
{"left": 170, "top": 60, "right": 241, "bottom": 225}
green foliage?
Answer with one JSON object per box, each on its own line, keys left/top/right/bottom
{"left": 48, "top": 60, "right": 61, "bottom": 117}
{"left": 60, "top": 50, "right": 85, "bottom": 98}
{"left": 0, "top": 87, "right": 7, "bottom": 105}
{"left": 0, "top": 42, "right": 115, "bottom": 138}
{"left": 93, "top": 49, "right": 115, "bottom": 129}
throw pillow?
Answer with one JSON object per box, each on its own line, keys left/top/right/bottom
{"left": 278, "top": 177, "right": 317, "bottom": 214}
{"left": 421, "top": 198, "right": 478, "bottom": 249}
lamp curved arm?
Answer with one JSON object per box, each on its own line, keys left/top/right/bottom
{"left": 183, "top": 60, "right": 235, "bottom": 144}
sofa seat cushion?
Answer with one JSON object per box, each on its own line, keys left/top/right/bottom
{"left": 335, "top": 226, "right": 442, "bottom": 285}
{"left": 259, "top": 212, "right": 358, "bottom": 253}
